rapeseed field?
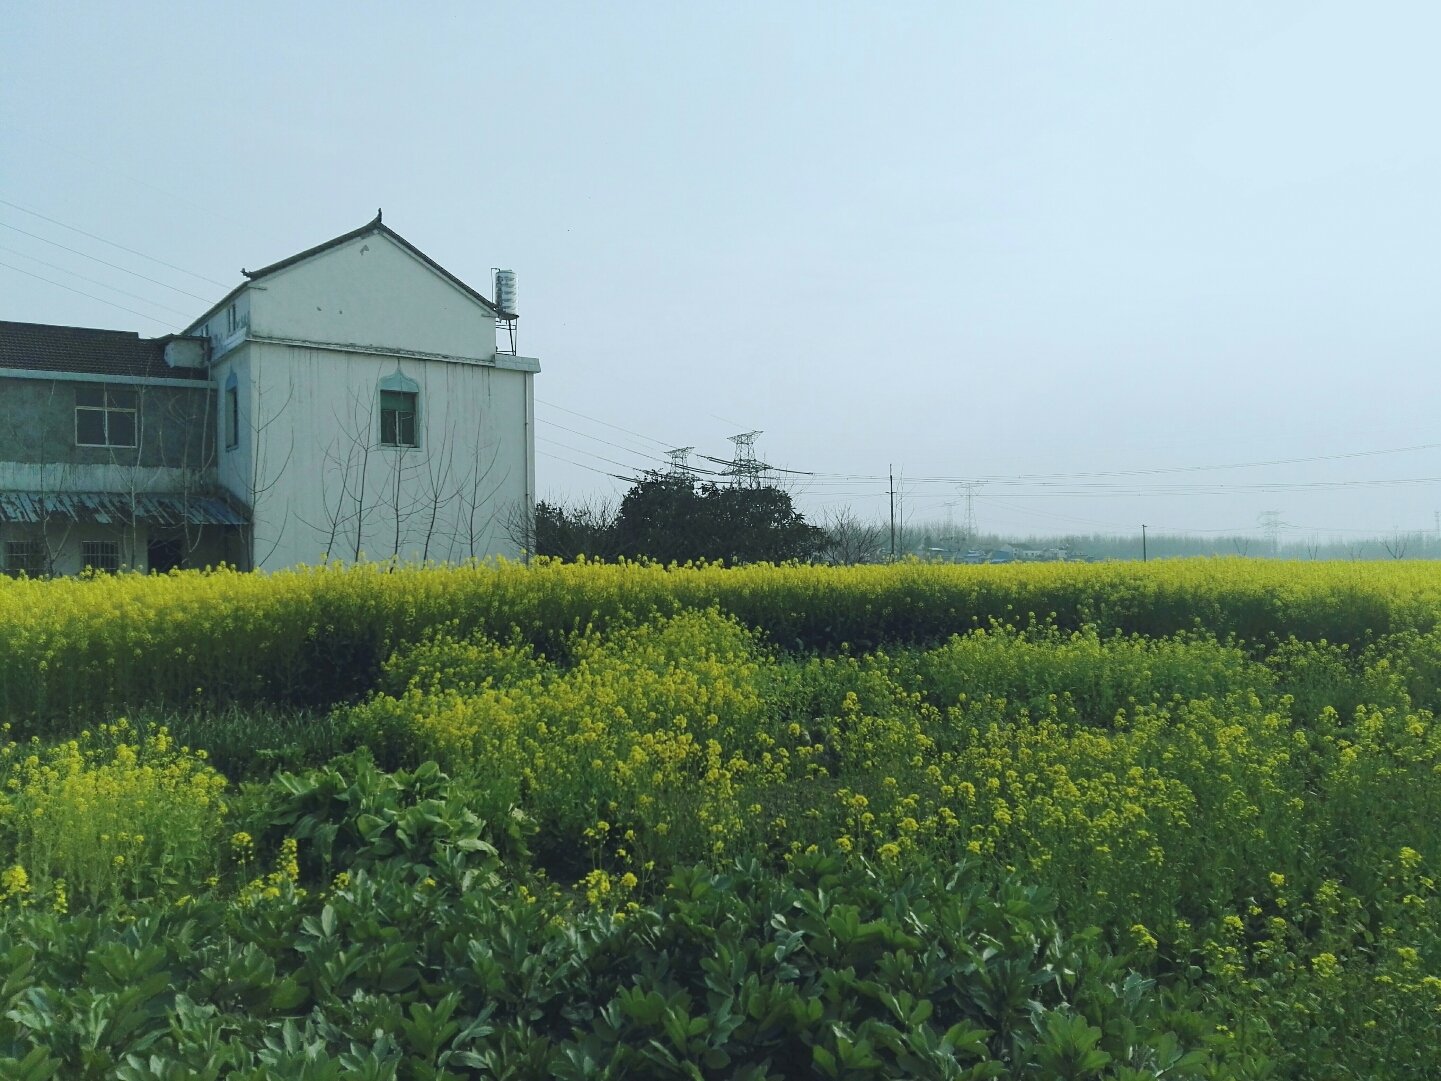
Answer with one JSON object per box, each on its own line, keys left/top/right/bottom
{"left": 1, "top": 559, "right": 1438, "bottom": 1077}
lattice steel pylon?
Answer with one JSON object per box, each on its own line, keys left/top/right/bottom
{"left": 958, "top": 481, "right": 986, "bottom": 541}
{"left": 725, "top": 431, "right": 769, "bottom": 488}
{"left": 1258, "top": 510, "right": 1285, "bottom": 555}
{"left": 666, "top": 447, "right": 695, "bottom": 477}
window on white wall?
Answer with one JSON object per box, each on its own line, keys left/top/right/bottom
{"left": 378, "top": 372, "right": 421, "bottom": 448}
{"left": 380, "top": 391, "right": 418, "bottom": 446}
{"left": 75, "top": 385, "right": 138, "bottom": 448}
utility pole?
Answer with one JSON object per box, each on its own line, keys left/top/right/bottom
{"left": 1141, "top": 524, "right": 1148, "bottom": 563}
{"left": 889, "top": 465, "right": 896, "bottom": 562}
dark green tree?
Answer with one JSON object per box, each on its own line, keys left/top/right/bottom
{"left": 609, "top": 472, "right": 825, "bottom": 565}
{"left": 613, "top": 473, "right": 707, "bottom": 564}
{"left": 698, "top": 482, "right": 826, "bottom": 564}
{"left": 532, "top": 499, "right": 621, "bottom": 560}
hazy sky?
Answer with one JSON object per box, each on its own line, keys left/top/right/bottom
{"left": 5, "top": 2, "right": 1439, "bottom": 544}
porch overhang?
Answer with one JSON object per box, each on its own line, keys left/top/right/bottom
{"left": 0, "top": 491, "right": 249, "bottom": 527}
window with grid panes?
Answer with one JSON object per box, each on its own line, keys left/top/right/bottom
{"left": 4, "top": 541, "right": 47, "bottom": 577}
{"left": 81, "top": 541, "right": 120, "bottom": 573}
{"left": 75, "top": 385, "right": 138, "bottom": 447}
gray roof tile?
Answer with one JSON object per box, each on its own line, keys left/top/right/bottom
{"left": 0, "top": 321, "right": 208, "bottom": 380}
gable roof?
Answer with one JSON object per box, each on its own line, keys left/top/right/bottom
{"left": 0, "top": 321, "right": 209, "bottom": 381}
{"left": 188, "top": 212, "right": 515, "bottom": 332}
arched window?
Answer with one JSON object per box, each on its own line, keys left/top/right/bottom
{"left": 378, "top": 371, "right": 420, "bottom": 448}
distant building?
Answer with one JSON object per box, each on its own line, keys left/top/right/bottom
{"left": 0, "top": 214, "right": 539, "bottom": 574}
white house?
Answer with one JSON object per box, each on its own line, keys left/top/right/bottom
{"left": 185, "top": 212, "right": 539, "bottom": 570}
{"left": 0, "top": 214, "right": 539, "bottom": 574}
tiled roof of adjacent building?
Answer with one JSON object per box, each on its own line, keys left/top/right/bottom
{"left": 0, "top": 321, "right": 208, "bottom": 380}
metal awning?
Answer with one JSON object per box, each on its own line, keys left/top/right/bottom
{"left": 0, "top": 491, "right": 249, "bottom": 527}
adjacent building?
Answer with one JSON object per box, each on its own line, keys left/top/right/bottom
{"left": 0, "top": 214, "right": 539, "bottom": 574}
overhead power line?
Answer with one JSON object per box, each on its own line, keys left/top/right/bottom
{"left": 0, "top": 260, "right": 174, "bottom": 328}
{"left": 536, "top": 415, "right": 672, "bottom": 465}
{"left": 535, "top": 435, "right": 658, "bottom": 478}
{"left": 696, "top": 452, "right": 815, "bottom": 477}
{"left": 0, "top": 198, "right": 229, "bottom": 287}
{"left": 791, "top": 440, "right": 1441, "bottom": 489}
{"left": 0, "top": 244, "right": 196, "bottom": 318}
{"left": 534, "top": 397, "right": 674, "bottom": 448}
{"left": 936, "top": 476, "right": 1441, "bottom": 498}
{"left": 534, "top": 415, "right": 725, "bottom": 475}
{"left": 534, "top": 449, "right": 632, "bottom": 482}
{"left": 0, "top": 222, "right": 215, "bottom": 302}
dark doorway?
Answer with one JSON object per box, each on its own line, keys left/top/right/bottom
{"left": 147, "top": 535, "right": 184, "bottom": 574}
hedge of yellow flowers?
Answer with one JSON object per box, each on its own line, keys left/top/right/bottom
{"left": 4, "top": 557, "right": 1441, "bottom": 722}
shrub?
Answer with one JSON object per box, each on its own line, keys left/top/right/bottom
{"left": 0, "top": 719, "right": 228, "bottom": 905}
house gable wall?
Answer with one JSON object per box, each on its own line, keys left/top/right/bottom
{"left": 249, "top": 232, "right": 499, "bottom": 360}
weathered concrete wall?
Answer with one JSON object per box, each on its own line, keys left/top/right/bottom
{"left": 0, "top": 375, "right": 215, "bottom": 473}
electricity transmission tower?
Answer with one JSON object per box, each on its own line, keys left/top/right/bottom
{"left": 1258, "top": 510, "right": 1285, "bottom": 555}
{"left": 958, "top": 481, "right": 986, "bottom": 543}
{"left": 666, "top": 447, "right": 695, "bottom": 477}
{"left": 724, "top": 431, "right": 768, "bottom": 488}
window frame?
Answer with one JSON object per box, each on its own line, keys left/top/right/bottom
{"left": 377, "top": 371, "right": 422, "bottom": 449}
{"left": 379, "top": 389, "right": 419, "bottom": 448}
{"left": 4, "top": 540, "right": 47, "bottom": 578}
{"left": 81, "top": 540, "right": 121, "bottom": 574}
{"left": 75, "top": 385, "right": 139, "bottom": 449}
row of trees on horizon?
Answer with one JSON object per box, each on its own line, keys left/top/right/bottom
{"left": 525, "top": 474, "right": 1441, "bottom": 564}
